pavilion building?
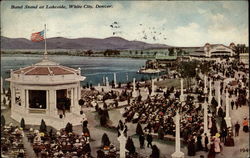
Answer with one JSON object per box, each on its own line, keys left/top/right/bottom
{"left": 190, "top": 43, "right": 236, "bottom": 57}
{"left": 6, "top": 57, "right": 85, "bottom": 130}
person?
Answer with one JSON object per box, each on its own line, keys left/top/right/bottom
{"left": 242, "top": 117, "right": 248, "bottom": 132}
{"left": 231, "top": 100, "right": 234, "bottom": 110}
{"left": 139, "top": 134, "right": 145, "bottom": 149}
{"left": 187, "top": 136, "right": 196, "bottom": 156}
{"left": 220, "top": 128, "right": 227, "bottom": 143}
{"left": 196, "top": 134, "right": 203, "bottom": 151}
{"left": 208, "top": 139, "right": 216, "bottom": 158}
{"left": 214, "top": 135, "right": 221, "bottom": 154}
{"left": 146, "top": 133, "right": 153, "bottom": 148}
{"left": 150, "top": 145, "right": 160, "bottom": 158}
{"left": 234, "top": 122, "right": 240, "bottom": 137}
{"left": 97, "top": 149, "right": 105, "bottom": 158}
{"left": 204, "top": 133, "right": 209, "bottom": 152}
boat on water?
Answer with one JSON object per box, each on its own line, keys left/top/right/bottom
{"left": 137, "top": 67, "right": 164, "bottom": 74}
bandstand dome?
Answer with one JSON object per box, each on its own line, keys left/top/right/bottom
{"left": 6, "top": 58, "right": 85, "bottom": 130}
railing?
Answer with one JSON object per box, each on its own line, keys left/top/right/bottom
{"left": 28, "top": 108, "right": 46, "bottom": 114}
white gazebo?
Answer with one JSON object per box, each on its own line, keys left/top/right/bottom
{"left": 6, "top": 57, "right": 85, "bottom": 130}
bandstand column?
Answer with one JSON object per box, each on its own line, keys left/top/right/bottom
{"left": 11, "top": 84, "right": 15, "bottom": 108}
{"left": 49, "top": 90, "right": 56, "bottom": 116}
{"left": 171, "top": 111, "right": 184, "bottom": 158}
{"left": 1, "top": 77, "right": 3, "bottom": 94}
{"left": 20, "top": 89, "right": 25, "bottom": 108}
{"left": 74, "top": 87, "right": 78, "bottom": 107}
{"left": 70, "top": 88, "right": 73, "bottom": 108}
{"left": 46, "top": 90, "right": 49, "bottom": 114}
{"left": 78, "top": 83, "right": 81, "bottom": 101}
{"left": 25, "top": 90, "right": 29, "bottom": 113}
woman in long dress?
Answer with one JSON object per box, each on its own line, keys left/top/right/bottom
{"left": 214, "top": 136, "right": 221, "bottom": 153}
{"left": 208, "top": 139, "right": 216, "bottom": 158}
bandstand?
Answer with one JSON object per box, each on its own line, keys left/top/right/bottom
{"left": 6, "top": 56, "right": 85, "bottom": 130}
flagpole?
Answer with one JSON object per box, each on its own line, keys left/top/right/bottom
{"left": 44, "top": 24, "right": 47, "bottom": 60}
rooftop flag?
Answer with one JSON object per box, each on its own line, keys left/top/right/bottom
{"left": 31, "top": 30, "right": 44, "bottom": 42}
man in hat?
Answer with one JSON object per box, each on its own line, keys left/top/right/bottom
{"left": 146, "top": 132, "right": 153, "bottom": 148}
{"left": 234, "top": 122, "right": 240, "bottom": 137}
{"left": 139, "top": 134, "right": 145, "bottom": 149}
{"left": 204, "top": 133, "right": 209, "bottom": 152}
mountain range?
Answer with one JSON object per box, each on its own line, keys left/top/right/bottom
{"left": 1, "top": 36, "right": 170, "bottom": 51}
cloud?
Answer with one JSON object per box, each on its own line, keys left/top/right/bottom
{"left": 206, "top": 13, "right": 248, "bottom": 45}
{"left": 166, "top": 23, "right": 205, "bottom": 46}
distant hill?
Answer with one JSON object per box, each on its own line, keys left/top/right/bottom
{"left": 1, "top": 36, "right": 170, "bottom": 51}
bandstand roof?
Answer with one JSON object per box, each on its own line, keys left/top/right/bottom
{"left": 6, "top": 57, "right": 85, "bottom": 85}
{"left": 13, "top": 59, "right": 79, "bottom": 76}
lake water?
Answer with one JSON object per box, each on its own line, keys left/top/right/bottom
{"left": 1, "top": 54, "right": 161, "bottom": 88}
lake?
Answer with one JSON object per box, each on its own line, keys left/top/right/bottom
{"left": 1, "top": 54, "right": 161, "bottom": 88}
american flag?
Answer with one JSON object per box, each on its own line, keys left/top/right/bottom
{"left": 31, "top": 30, "right": 44, "bottom": 42}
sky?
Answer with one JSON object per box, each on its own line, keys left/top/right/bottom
{"left": 1, "top": 1, "right": 248, "bottom": 47}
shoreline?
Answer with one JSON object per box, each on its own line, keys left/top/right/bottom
{"left": 1, "top": 51, "right": 156, "bottom": 60}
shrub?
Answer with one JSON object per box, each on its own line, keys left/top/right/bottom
{"left": 40, "top": 119, "right": 47, "bottom": 133}
{"left": 126, "top": 137, "right": 136, "bottom": 155}
{"left": 101, "top": 133, "right": 110, "bottom": 147}
{"left": 20, "top": 118, "right": 25, "bottom": 129}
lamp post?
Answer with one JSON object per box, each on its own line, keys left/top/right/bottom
{"left": 180, "top": 78, "right": 184, "bottom": 102}
{"left": 171, "top": 107, "right": 184, "bottom": 158}
{"left": 132, "top": 78, "right": 137, "bottom": 97}
{"left": 224, "top": 88, "right": 232, "bottom": 127}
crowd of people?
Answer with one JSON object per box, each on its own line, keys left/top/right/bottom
{"left": 1, "top": 56, "right": 248, "bottom": 158}
{"left": 1, "top": 123, "right": 25, "bottom": 158}
{"left": 26, "top": 123, "right": 92, "bottom": 158}
{"left": 120, "top": 58, "right": 249, "bottom": 157}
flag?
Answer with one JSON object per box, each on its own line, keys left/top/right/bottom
{"left": 31, "top": 30, "right": 44, "bottom": 42}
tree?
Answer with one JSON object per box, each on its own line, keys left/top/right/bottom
{"left": 85, "top": 50, "right": 93, "bottom": 56}
{"left": 101, "top": 133, "right": 110, "bottom": 147}
{"left": 1, "top": 115, "right": 5, "bottom": 127}
{"left": 199, "top": 61, "right": 211, "bottom": 75}
{"left": 20, "top": 118, "right": 25, "bottom": 129}
{"left": 177, "top": 49, "right": 183, "bottom": 56}
{"left": 177, "top": 61, "right": 198, "bottom": 89}
{"left": 136, "top": 123, "right": 144, "bottom": 135}
{"left": 40, "top": 119, "right": 47, "bottom": 133}
{"left": 150, "top": 145, "right": 160, "bottom": 158}
{"left": 126, "top": 137, "right": 136, "bottom": 155}
{"left": 168, "top": 48, "right": 175, "bottom": 56}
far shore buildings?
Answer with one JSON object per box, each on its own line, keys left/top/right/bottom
{"left": 6, "top": 55, "right": 85, "bottom": 130}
